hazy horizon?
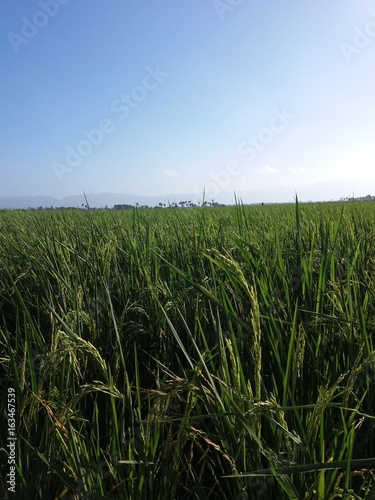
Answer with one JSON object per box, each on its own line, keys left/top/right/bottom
{"left": 0, "top": 178, "right": 374, "bottom": 210}
{"left": 2, "top": 1, "right": 375, "bottom": 201}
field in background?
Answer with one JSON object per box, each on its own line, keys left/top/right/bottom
{"left": 1, "top": 201, "right": 375, "bottom": 499}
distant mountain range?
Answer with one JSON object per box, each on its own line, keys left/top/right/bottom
{"left": 0, "top": 181, "right": 373, "bottom": 209}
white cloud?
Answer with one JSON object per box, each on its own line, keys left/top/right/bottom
{"left": 259, "top": 164, "right": 278, "bottom": 174}
{"left": 163, "top": 168, "right": 179, "bottom": 178}
{"left": 291, "top": 165, "right": 306, "bottom": 174}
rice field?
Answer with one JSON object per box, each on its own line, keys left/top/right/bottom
{"left": 1, "top": 200, "right": 375, "bottom": 499}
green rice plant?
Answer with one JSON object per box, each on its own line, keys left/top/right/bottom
{"left": 1, "top": 201, "right": 375, "bottom": 498}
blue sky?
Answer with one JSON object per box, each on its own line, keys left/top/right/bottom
{"left": 2, "top": 0, "right": 375, "bottom": 202}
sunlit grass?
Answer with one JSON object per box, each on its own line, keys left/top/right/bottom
{"left": 1, "top": 201, "right": 375, "bottom": 499}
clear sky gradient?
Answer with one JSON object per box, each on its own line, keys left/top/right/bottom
{"left": 2, "top": 0, "right": 375, "bottom": 202}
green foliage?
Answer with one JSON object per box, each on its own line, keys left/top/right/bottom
{"left": 1, "top": 202, "right": 375, "bottom": 498}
